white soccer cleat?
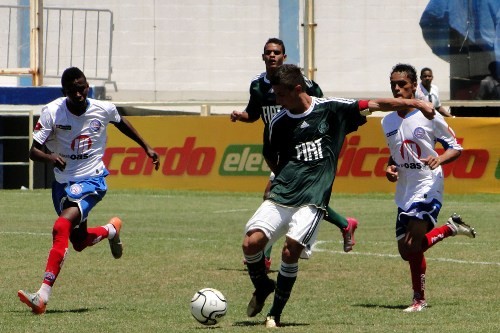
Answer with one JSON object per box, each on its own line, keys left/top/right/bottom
{"left": 18, "top": 290, "right": 47, "bottom": 314}
{"left": 446, "top": 213, "right": 476, "bottom": 238}
{"left": 265, "top": 315, "right": 280, "bottom": 328}
{"left": 403, "top": 298, "right": 427, "bottom": 312}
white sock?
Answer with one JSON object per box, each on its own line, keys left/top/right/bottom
{"left": 105, "top": 223, "right": 117, "bottom": 240}
{"left": 38, "top": 283, "right": 52, "bottom": 303}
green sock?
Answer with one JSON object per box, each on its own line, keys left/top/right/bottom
{"left": 324, "top": 206, "right": 348, "bottom": 229}
{"left": 264, "top": 246, "right": 272, "bottom": 259}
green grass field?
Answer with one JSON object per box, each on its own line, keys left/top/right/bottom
{"left": 0, "top": 190, "right": 498, "bottom": 333}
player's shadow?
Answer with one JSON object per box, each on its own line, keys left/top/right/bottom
{"left": 217, "top": 267, "right": 279, "bottom": 274}
{"left": 13, "top": 307, "right": 105, "bottom": 314}
{"left": 233, "top": 321, "right": 309, "bottom": 327}
{"left": 353, "top": 303, "right": 431, "bottom": 310}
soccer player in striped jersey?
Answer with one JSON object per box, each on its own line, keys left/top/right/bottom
{"left": 382, "top": 63, "right": 476, "bottom": 312}
{"left": 18, "top": 67, "right": 160, "bottom": 314}
{"left": 231, "top": 39, "right": 359, "bottom": 272}
{"left": 243, "top": 64, "right": 436, "bottom": 327}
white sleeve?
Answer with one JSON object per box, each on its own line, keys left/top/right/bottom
{"left": 32, "top": 107, "right": 54, "bottom": 145}
{"left": 433, "top": 115, "right": 462, "bottom": 150}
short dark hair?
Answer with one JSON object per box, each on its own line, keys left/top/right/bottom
{"left": 269, "top": 64, "right": 306, "bottom": 91}
{"left": 61, "top": 67, "right": 86, "bottom": 88}
{"left": 264, "top": 38, "right": 286, "bottom": 55}
{"left": 420, "top": 67, "right": 432, "bottom": 75}
{"left": 391, "top": 63, "right": 417, "bottom": 83}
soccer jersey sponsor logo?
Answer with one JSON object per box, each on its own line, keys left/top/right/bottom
{"left": 386, "top": 129, "right": 398, "bottom": 137}
{"left": 296, "top": 138, "right": 323, "bottom": 161}
{"left": 56, "top": 124, "right": 72, "bottom": 130}
{"left": 261, "top": 105, "right": 281, "bottom": 124}
{"left": 71, "top": 135, "right": 92, "bottom": 153}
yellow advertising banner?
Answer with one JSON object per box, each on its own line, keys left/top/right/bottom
{"left": 105, "top": 116, "right": 500, "bottom": 194}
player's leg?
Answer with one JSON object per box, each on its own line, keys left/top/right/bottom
{"left": 399, "top": 218, "right": 429, "bottom": 312}
{"left": 266, "top": 205, "right": 323, "bottom": 327}
{"left": 262, "top": 176, "right": 274, "bottom": 269}
{"left": 65, "top": 178, "right": 123, "bottom": 258}
{"left": 244, "top": 200, "right": 288, "bottom": 317}
{"left": 18, "top": 206, "right": 77, "bottom": 314}
{"left": 324, "top": 206, "right": 358, "bottom": 252}
{"left": 18, "top": 181, "right": 76, "bottom": 314}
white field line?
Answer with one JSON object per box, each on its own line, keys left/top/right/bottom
{"left": 312, "top": 241, "right": 500, "bottom": 266}
{"left": 3, "top": 232, "right": 498, "bottom": 266}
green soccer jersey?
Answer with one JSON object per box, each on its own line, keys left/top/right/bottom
{"left": 246, "top": 72, "right": 323, "bottom": 125}
{"left": 263, "top": 97, "right": 367, "bottom": 209}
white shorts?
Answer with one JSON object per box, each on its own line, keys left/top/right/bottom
{"left": 244, "top": 200, "right": 324, "bottom": 258}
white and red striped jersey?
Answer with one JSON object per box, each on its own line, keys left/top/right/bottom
{"left": 33, "top": 97, "right": 121, "bottom": 183}
{"left": 381, "top": 110, "right": 462, "bottom": 210}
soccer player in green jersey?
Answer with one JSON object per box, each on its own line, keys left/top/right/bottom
{"left": 242, "top": 64, "right": 435, "bottom": 327}
{"left": 231, "top": 39, "right": 358, "bottom": 273}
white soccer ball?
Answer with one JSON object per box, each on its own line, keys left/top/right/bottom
{"left": 190, "top": 288, "right": 227, "bottom": 326}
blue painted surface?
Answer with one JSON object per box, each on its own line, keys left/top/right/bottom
{"left": 0, "top": 86, "right": 96, "bottom": 105}
{"left": 279, "top": 0, "right": 300, "bottom": 66}
{"left": 19, "top": 0, "right": 31, "bottom": 87}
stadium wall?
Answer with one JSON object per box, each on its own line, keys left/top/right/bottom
{"left": 105, "top": 116, "right": 500, "bottom": 194}
{"left": 1, "top": 0, "right": 449, "bottom": 101}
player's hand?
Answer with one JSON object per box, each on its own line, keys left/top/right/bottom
{"left": 51, "top": 154, "right": 66, "bottom": 171}
{"left": 417, "top": 100, "right": 435, "bottom": 120}
{"left": 385, "top": 165, "right": 398, "bottom": 182}
{"left": 147, "top": 149, "right": 160, "bottom": 171}
{"left": 421, "top": 155, "right": 441, "bottom": 170}
{"left": 230, "top": 111, "right": 242, "bottom": 122}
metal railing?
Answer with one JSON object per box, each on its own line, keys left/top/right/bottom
{"left": 43, "top": 6, "right": 114, "bottom": 84}
{"left": 0, "top": 4, "right": 114, "bottom": 86}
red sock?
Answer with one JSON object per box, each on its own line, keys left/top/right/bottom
{"left": 422, "top": 224, "right": 453, "bottom": 252}
{"left": 43, "top": 217, "right": 72, "bottom": 286}
{"left": 83, "top": 226, "right": 109, "bottom": 246}
{"left": 408, "top": 252, "right": 426, "bottom": 300}
{"left": 72, "top": 226, "right": 109, "bottom": 252}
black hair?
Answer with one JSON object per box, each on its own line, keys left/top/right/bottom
{"left": 264, "top": 38, "right": 286, "bottom": 55}
{"left": 420, "top": 67, "right": 432, "bottom": 75}
{"left": 391, "top": 63, "right": 417, "bottom": 83}
{"left": 61, "top": 67, "right": 86, "bottom": 88}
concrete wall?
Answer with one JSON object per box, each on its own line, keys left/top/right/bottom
{"left": 1, "top": 0, "right": 450, "bottom": 102}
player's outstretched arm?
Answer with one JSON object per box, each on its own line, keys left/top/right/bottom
{"left": 114, "top": 117, "right": 160, "bottom": 171}
{"left": 368, "top": 98, "right": 435, "bottom": 119}
{"left": 421, "top": 148, "right": 461, "bottom": 170}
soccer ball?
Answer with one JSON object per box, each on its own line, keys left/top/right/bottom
{"left": 190, "top": 288, "right": 227, "bottom": 326}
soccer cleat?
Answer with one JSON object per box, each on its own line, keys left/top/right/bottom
{"left": 247, "top": 279, "right": 276, "bottom": 317}
{"left": 403, "top": 298, "right": 427, "bottom": 312}
{"left": 446, "top": 213, "right": 476, "bottom": 238}
{"left": 18, "top": 290, "right": 47, "bottom": 314}
{"left": 342, "top": 217, "right": 358, "bottom": 252}
{"left": 108, "top": 217, "right": 123, "bottom": 259}
{"left": 265, "top": 315, "right": 281, "bottom": 328}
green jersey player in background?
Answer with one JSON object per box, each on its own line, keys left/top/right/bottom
{"left": 242, "top": 64, "right": 436, "bottom": 327}
{"left": 231, "top": 39, "right": 359, "bottom": 273}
